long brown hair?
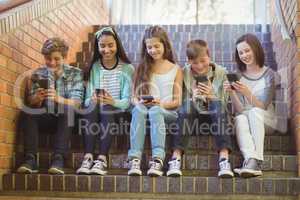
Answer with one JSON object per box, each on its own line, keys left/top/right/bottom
{"left": 84, "top": 26, "right": 131, "bottom": 80}
{"left": 235, "top": 33, "right": 265, "bottom": 72}
{"left": 133, "top": 25, "right": 176, "bottom": 95}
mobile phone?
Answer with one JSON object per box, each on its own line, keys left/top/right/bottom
{"left": 226, "top": 73, "right": 239, "bottom": 90}
{"left": 95, "top": 88, "right": 106, "bottom": 96}
{"left": 195, "top": 75, "right": 209, "bottom": 85}
{"left": 140, "top": 95, "right": 154, "bottom": 102}
{"left": 37, "top": 78, "right": 49, "bottom": 89}
{"left": 226, "top": 73, "right": 239, "bottom": 83}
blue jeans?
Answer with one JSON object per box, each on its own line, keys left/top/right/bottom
{"left": 82, "top": 104, "right": 122, "bottom": 156}
{"left": 171, "top": 100, "right": 233, "bottom": 153}
{"left": 128, "top": 104, "right": 178, "bottom": 161}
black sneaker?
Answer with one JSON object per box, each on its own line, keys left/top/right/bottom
{"left": 48, "top": 154, "right": 64, "bottom": 174}
{"left": 17, "top": 153, "right": 38, "bottom": 174}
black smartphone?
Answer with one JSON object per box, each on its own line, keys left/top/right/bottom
{"left": 37, "top": 78, "right": 49, "bottom": 89}
{"left": 226, "top": 73, "right": 239, "bottom": 89}
{"left": 226, "top": 73, "right": 239, "bottom": 83}
{"left": 140, "top": 95, "right": 154, "bottom": 102}
{"left": 195, "top": 75, "right": 209, "bottom": 85}
{"left": 95, "top": 88, "right": 106, "bottom": 96}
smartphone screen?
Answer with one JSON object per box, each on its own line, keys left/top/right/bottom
{"left": 37, "top": 79, "right": 49, "bottom": 89}
{"left": 195, "top": 75, "right": 209, "bottom": 85}
{"left": 226, "top": 73, "right": 239, "bottom": 83}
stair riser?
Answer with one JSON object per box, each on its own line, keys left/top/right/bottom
{"left": 15, "top": 135, "right": 294, "bottom": 153}
{"left": 3, "top": 174, "right": 300, "bottom": 195}
{"left": 13, "top": 152, "right": 297, "bottom": 172}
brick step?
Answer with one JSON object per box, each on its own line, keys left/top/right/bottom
{"left": 81, "top": 36, "right": 275, "bottom": 56}
{"left": 94, "top": 24, "right": 268, "bottom": 33}
{"left": 13, "top": 152, "right": 297, "bottom": 172}
{"left": 6, "top": 169, "right": 298, "bottom": 177}
{"left": 18, "top": 134, "right": 293, "bottom": 153}
{"left": 114, "top": 33, "right": 272, "bottom": 44}
{"left": 0, "top": 193, "right": 298, "bottom": 200}
{"left": 3, "top": 173, "right": 300, "bottom": 196}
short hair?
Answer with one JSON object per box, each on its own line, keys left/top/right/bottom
{"left": 41, "top": 37, "right": 69, "bottom": 57}
{"left": 186, "top": 39, "right": 210, "bottom": 60}
{"left": 235, "top": 34, "right": 265, "bottom": 72}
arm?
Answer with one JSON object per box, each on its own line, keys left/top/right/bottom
{"left": 27, "top": 76, "right": 46, "bottom": 108}
{"left": 47, "top": 70, "right": 84, "bottom": 108}
{"left": 232, "top": 81, "right": 266, "bottom": 110}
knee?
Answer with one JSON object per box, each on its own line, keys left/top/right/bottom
{"left": 132, "top": 104, "right": 148, "bottom": 117}
{"left": 148, "top": 106, "right": 162, "bottom": 119}
{"left": 234, "top": 114, "right": 247, "bottom": 123}
{"left": 249, "top": 107, "right": 264, "bottom": 115}
{"left": 100, "top": 105, "right": 115, "bottom": 112}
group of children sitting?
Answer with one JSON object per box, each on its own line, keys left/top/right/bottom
{"left": 16, "top": 25, "right": 278, "bottom": 179}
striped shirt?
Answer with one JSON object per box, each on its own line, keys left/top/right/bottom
{"left": 100, "top": 64, "right": 122, "bottom": 100}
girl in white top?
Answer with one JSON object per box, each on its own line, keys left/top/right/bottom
{"left": 224, "top": 33, "right": 277, "bottom": 178}
{"left": 127, "top": 25, "right": 183, "bottom": 176}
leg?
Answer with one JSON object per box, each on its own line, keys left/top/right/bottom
{"left": 209, "top": 100, "right": 232, "bottom": 158}
{"left": 23, "top": 112, "right": 56, "bottom": 155}
{"left": 18, "top": 111, "right": 56, "bottom": 173}
{"left": 128, "top": 104, "right": 148, "bottom": 160}
{"left": 246, "top": 107, "right": 265, "bottom": 161}
{"left": 208, "top": 100, "right": 233, "bottom": 178}
{"left": 235, "top": 114, "right": 257, "bottom": 160}
{"left": 148, "top": 105, "right": 167, "bottom": 161}
{"left": 52, "top": 105, "right": 76, "bottom": 157}
{"left": 81, "top": 102, "right": 99, "bottom": 154}
{"left": 99, "top": 105, "right": 121, "bottom": 156}
{"left": 170, "top": 100, "right": 197, "bottom": 157}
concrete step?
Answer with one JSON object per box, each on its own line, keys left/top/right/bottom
{"left": 3, "top": 173, "right": 300, "bottom": 196}
{"left": 13, "top": 152, "right": 297, "bottom": 172}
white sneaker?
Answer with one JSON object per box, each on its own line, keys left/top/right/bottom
{"left": 90, "top": 159, "right": 108, "bottom": 175}
{"left": 240, "top": 158, "right": 263, "bottom": 178}
{"left": 166, "top": 158, "right": 182, "bottom": 177}
{"left": 147, "top": 158, "right": 164, "bottom": 177}
{"left": 76, "top": 155, "right": 93, "bottom": 174}
{"left": 218, "top": 159, "right": 234, "bottom": 178}
{"left": 233, "top": 167, "right": 242, "bottom": 176}
{"left": 128, "top": 158, "right": 142, "bottom": 176}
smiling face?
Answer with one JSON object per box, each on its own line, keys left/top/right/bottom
{"left": 236, "top": 41, "right": 256, "bottom": 66}
{"left": 98, "top": 35, "right": 117, "bottom": 62}
{"left": 189, "top": 54, "right": 210, "bottom": 74}
{"left": 44, "top": 51, "right": 64, "bottom": 70}
{"left": 145, "top": 37, "right": 165, "bottom": 61}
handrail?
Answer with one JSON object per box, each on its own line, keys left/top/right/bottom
{"left": 275, "top": 0, "right": 292, "bottom": 41}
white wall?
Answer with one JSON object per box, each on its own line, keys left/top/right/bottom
{"left": 107, "top": 0, "right": 270, "bottom": 25}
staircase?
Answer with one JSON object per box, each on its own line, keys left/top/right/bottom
{"left": 2, "top": 25, "right": 300, "bottom": 199}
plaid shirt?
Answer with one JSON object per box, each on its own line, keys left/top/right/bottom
{"left": 30, "top": 64, "right": 84, "bottom": 102}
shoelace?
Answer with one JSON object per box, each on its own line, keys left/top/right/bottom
{"left": 129, "top": 159, "right": 140, "bottom": 169}
{"left": 219, "top": 160, "right": 231, "bottom": 170}
{"left": 149, "top": 160, "right": 162, "bottom": 170}
{"left": 81, "top": 158, "right": 92, "bottom": 168}
{"left": 168, "top": 159, "right": 180, "bottom": 170}
{"left": 93, "top": 160, "right": 107, "bottom": 169}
